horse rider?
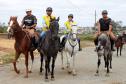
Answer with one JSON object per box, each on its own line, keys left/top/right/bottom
{"left": 61, "top": 14, "right": 82, "bottom": 51}
{"left": 21, "top": 9, "right": 38, "bottom": 49}
{"left": 94, "top": 10, "right": 116, "bottom": 51}
{"left": 37, "top": 7, "right": 56, "bottom": 51}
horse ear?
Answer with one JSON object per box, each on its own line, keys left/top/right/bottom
{"left": 15, "top": 16, "right": 18, "bottom": 20}
{"left": 56, "top": 17, "right": 60, "bottom": 22}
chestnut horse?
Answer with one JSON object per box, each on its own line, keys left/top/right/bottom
{"left": 7, "top": 16, "right": 38, "bottom": 78}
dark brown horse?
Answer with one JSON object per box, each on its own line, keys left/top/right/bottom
{"left": 7, "top": 16, "right": 38, "bottom": 78}
{"left": 39, "top": 17, "right": 60, "bottom": 81}
{"left": 115, "top": 35, "right": 124, "bottom": 56}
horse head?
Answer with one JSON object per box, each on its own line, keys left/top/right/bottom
{"left": 97, "top": 33, "right": 109, "bottom": 51}
{"left": 49, "top": 17, "right": 59, "bottom": 40}
{"left": 7, "top": 16, "right": 21, "bottom": 36}
{"left": 69, "top": 25, "right": 78, "bottom": 41}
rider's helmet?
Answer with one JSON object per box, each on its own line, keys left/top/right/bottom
{"left": 26, "top": 9, "right": 32, "bottom": 12}
{"left": 46, "top": 7, "right": 53, "bottom": 12}
{"left": 68, "top": 14, "right": 73, "bottom": 18}
{"left": 102, "top": 10, "right": 108, "bottom": 14}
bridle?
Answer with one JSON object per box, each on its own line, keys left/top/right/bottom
{"left": 68, "top": 32, "right": 78, "bottom": 57}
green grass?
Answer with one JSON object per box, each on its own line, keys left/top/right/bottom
{"left": 78, "top": 34, "right": 94, "bottom": 41}
{"left": 0, "top": 53, "right": 15, "bottom": 64}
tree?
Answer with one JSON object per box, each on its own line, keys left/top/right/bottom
{"left": 0, "top": 22, "right": 7, "bottom": 33}
{"left": 111, "top": 20, "right": 123, "bottom": 34}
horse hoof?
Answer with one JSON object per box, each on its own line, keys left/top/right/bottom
{"left": 28, "top": 70, "right": 32, "bottom": 73}
{"left": 61, "top": 67, "right": 65, "bottom": 70}
{"left": 105, "top": 73, "right": 110, "bottom": 77}
{"left": 110, "top": 69, "right": 113, "bottom": 73}
{"left": 72, "top": 70, "right": 77, "bottom": 76}
{"left": 39, "top": 72, "right": 43, "bottom": 75}
{"left": 104, "top": 68, "right": 107, "bottom": 71}
{"left": 72, "top": 73, "right": 77, "bottom": 76}
{"left": 95, "top": 73, "right": 99, "bottom": 76}
{"left": 66, "top": 66, "right": 69, "bottom": 68}
{"left": 68, "top": 71, "right": 72, "bottom": 74}
{"left": 45, "top": 79, "right": 49, "bottom": 82}
{"left": 40, "top": 68, "right": 44, "bottom": 72}
{"left": 16, "top": 70, "right": 20, "bottom": 74}
{"left": 51, "top": 78, "right": 55, "bottom": 81}
{"left": 24, "top": 75, "right": 28, "bottom": 78}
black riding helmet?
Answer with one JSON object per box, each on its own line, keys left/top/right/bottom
{"left": 68, "top": 14, "right": 73, "bottom": 18}
{"left": 46, "top": 7, "right": 53, "bottom": 12}
{"left": 102, "top": 10, "right": 108, "bottom": 14}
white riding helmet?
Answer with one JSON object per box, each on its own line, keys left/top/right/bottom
{"left": 26, "top": 9, "right": 32, "bottom": 12}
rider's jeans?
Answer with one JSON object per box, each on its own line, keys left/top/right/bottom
{"left": 40, "top": 31, "right": 46, "bottom": 38}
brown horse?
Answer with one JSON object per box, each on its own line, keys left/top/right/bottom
{"left": 115, "top": 35, "right": 124, "bottom": 56}
{"left": 7, "top": 16, "right": 38, "bottom": 78}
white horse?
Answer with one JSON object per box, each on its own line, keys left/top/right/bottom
{"left": 60, "top": 25, "right": 79, "bottom": 76}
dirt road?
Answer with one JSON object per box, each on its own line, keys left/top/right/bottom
{"left": 0, "top": 46, "right": 126, "bottom": 84}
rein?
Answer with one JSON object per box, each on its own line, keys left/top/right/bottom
{"left": 68, "top": 33, "right": 77, "bottom": 57}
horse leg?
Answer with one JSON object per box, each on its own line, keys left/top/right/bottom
{"left": 72, "top": 54, "right": 77, "bottom": 76}
{"left": 51, "top": 56, "right": 57, "bottom": 81}
{"left": 61, "top": 51, "right": 64, "bottom": 70}
{"left": 120, "top": 45, "right": 123, "bottom": 56}
{"left": 66, "top": 52, "right": 72, "bottom": 73}
{"left": 40, "top": 53, "right": 44, "bottom": 73}
{"left": 105, "top": 54, "right": 110, "bottom": 77}
{"left": 95, "top": 55, "right": 101, "bottom": 76}
{"left": 117, "top": 47, "right": 119, "bottom": 57}
{"left": 109, "top": 53, "right": 112, "bottom": 72}
{"left": 48, "top": 56, "right": 51, "bottom": 74}
{"left": 104, "top": 55, "right": 107, "bottom": 69}
{"left": 29, "top": 51, "right": 34, "bottom": 73}
{"left": 24, "top": 52, "right": 29, "bottom": 78}
{"left": 13, "top": 52, "right": 21, "bottom": 74}
{"left": 45, "top": 57, "right": 49, "bottom": 81}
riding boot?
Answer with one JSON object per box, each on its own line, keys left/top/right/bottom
{"left": 94, "top": 37, "right": 98, "bottom": 51}
{"left": 77, "top": 39, "right": 82, "bottom": 51}
{"left": 110, "top": 38, "right": 115, "bottom": 51}
{"left": 59, "top": 37, "right": 66, "bottom": 52}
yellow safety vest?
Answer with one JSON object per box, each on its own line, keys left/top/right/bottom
{"left": 65, "top": 21, "right": 77, "bottom": 30}
{"left": 42, "top": 15, "right": 55, "bottom": 31}
{"left": 64, "top": 21, "right": 77, "bottom": 34}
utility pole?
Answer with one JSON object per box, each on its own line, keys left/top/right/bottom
{"left": 95, "top": 10, "right": 97, "bottom": 27}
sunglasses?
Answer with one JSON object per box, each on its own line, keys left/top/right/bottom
{"left": 46, "top": 10, "right": 52, "bottom": 12}
{"left": 102, "top": 13, "right": 107, "bottom": 15}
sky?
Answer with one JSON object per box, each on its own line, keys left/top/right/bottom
{"left": 0, "top": 0, "right": 126, "bottom": 27}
